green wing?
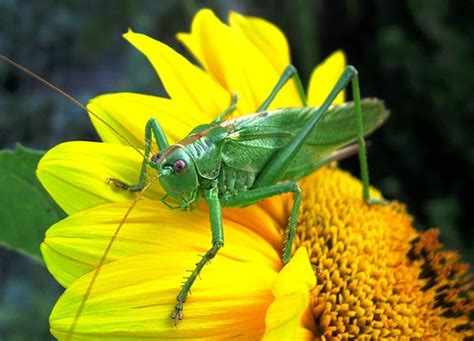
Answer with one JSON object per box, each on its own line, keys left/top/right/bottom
{"left": 220, "top": 98, "right": 389, "bottom": 182}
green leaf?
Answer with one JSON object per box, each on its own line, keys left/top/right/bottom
{"left": 0, "top": 144, "right": 65, "bottom": 262}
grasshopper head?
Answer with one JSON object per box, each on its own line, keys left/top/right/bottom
{"left": 151, "top": 145, "right": 199, "bottom": 206}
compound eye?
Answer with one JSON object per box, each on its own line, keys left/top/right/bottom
{"left": 173, "top": 159, "right": 187, "bottom": 173}
{"left": 151, "top": 152, "right": 161, "bottom": 163}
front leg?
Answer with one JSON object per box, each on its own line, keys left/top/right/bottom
{"left": 109, "top": 118, "right": 169, "bottom": 192}
{"left": 171, "top": 184, "right": 224, "bottom": 325}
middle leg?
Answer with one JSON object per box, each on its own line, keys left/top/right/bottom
{"left": 223, "top": 182, "right": 302, "bottom": 264}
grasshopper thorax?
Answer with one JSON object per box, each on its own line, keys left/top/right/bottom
{"left": 151, "top": 145, "right": 199, "bottom": 206}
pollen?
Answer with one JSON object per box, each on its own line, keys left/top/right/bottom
{"left": 288, "top": 167, "right": 473, "bottom": 339}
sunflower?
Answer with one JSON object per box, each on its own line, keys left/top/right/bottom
{"left": 38, "top": 9, "right": 473, "bottom": 340}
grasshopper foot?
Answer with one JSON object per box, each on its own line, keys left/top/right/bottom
{"left": 171, "top": 301, "right": 184, "bottom": 326}
{"left": 366, "top": 197, "right": 390, "bottom": 205}
{"left": 311, "top": 264, "right": 325, "bottom": 278}
{"left": 107, "top": 178, "right": 143, "bottom": 192}
{"left": 107, "top": 177, "right": 130, "bottom": 190}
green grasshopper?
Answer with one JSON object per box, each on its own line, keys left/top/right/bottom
{"left": 1, "top": 56, "right": 388, "bottom": 330}
{"left": 107, "top": 65, "right": 389, "bottom": 323}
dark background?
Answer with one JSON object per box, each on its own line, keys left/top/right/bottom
{"left": 1, "top": 1, "right": 473, "bottom": 339}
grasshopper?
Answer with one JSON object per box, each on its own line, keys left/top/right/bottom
{"left": 106, "top": 64, "right": 389, "bottom": 323}
{"left": 1, "top": 56, "right": 388, "bottom": 334}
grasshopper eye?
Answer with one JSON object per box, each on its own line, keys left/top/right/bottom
{"left": 151, "top": 152, "right": 161, "bottom": 163}
{"left": 173, "top": 159, "right": 187, "bottom": 173}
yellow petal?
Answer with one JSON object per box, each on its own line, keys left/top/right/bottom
{"left": 36, "top": 141, "right": 163, "bottom": 214}
{"left": 177, "top": 9, "right": 301, "bottom": 113}
{"left": 42, "top": 200, "right": 281, "bottom": 287}
{"left": 223, "top": 204, "right": 283, "bottom": 251}
{"left": 256, "top": 194, "right": 293, "bottom": 231}
{"left": 225, "top": 194, "right": 294, "bottom": 254}
{"left": 263, "top": 247, "right": 316, "bottom": 340}
{"left": 50, "top": 252, "right": 275, "bottom": 340}
{"left": 123, "top": 29, "right": 230, "bottom": 120}
{"left": 229, "top": 11, "right": 290, "bottom": 72}
{"left": 175, "top": 27, "right": 206, "bottom": 70}
{"left": 88, "top": 92, "right": 204, "bottom": 147}
{"left": 271, "top": 247, "right": 315, "bottom": 297}
{"left": 307, "top": 50, "right": 346, "bottom": 106}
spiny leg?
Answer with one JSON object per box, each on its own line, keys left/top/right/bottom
{"left": 213, "top": 93, "right": 239, "bottom": 123}
{"left": 171, "top": 184, "right": 224, "bottom": 325}
{"left": 255, "top": 65, "right": 377, "bottom": 203}
{"left": 188, "top": 94, "right": 239, "bottom": 135}
{"left": 108, "top": 118, "right": 169, "bottom": 191}
{"left": 222, "top": 182, "right": 301, "bottom": 264}
{"left": 351, "top": 74, "right": 384, "bottom": 204}
{"left": 258, "top": 65, "right": 308, "bottom": 111}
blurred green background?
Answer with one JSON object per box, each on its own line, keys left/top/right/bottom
{"left": 0, "top": 0, "right": 473, "bottom": 339}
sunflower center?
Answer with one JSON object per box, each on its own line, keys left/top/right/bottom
{"left": 284, "top": 167, "right": 473, "bottom": 339}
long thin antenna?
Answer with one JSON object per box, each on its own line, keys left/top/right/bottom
{"left": 1, "top": 55, "right": 144, "bottom": 158}
{"left": 65, "top": 174, "right": 159, "bottom": 340}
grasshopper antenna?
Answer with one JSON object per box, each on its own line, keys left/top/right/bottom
{"left": 0, "top": 55, "right": 144, "bottom": 158}
{"left": 65, "top": 174, "right": 160, "bottom": 340}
